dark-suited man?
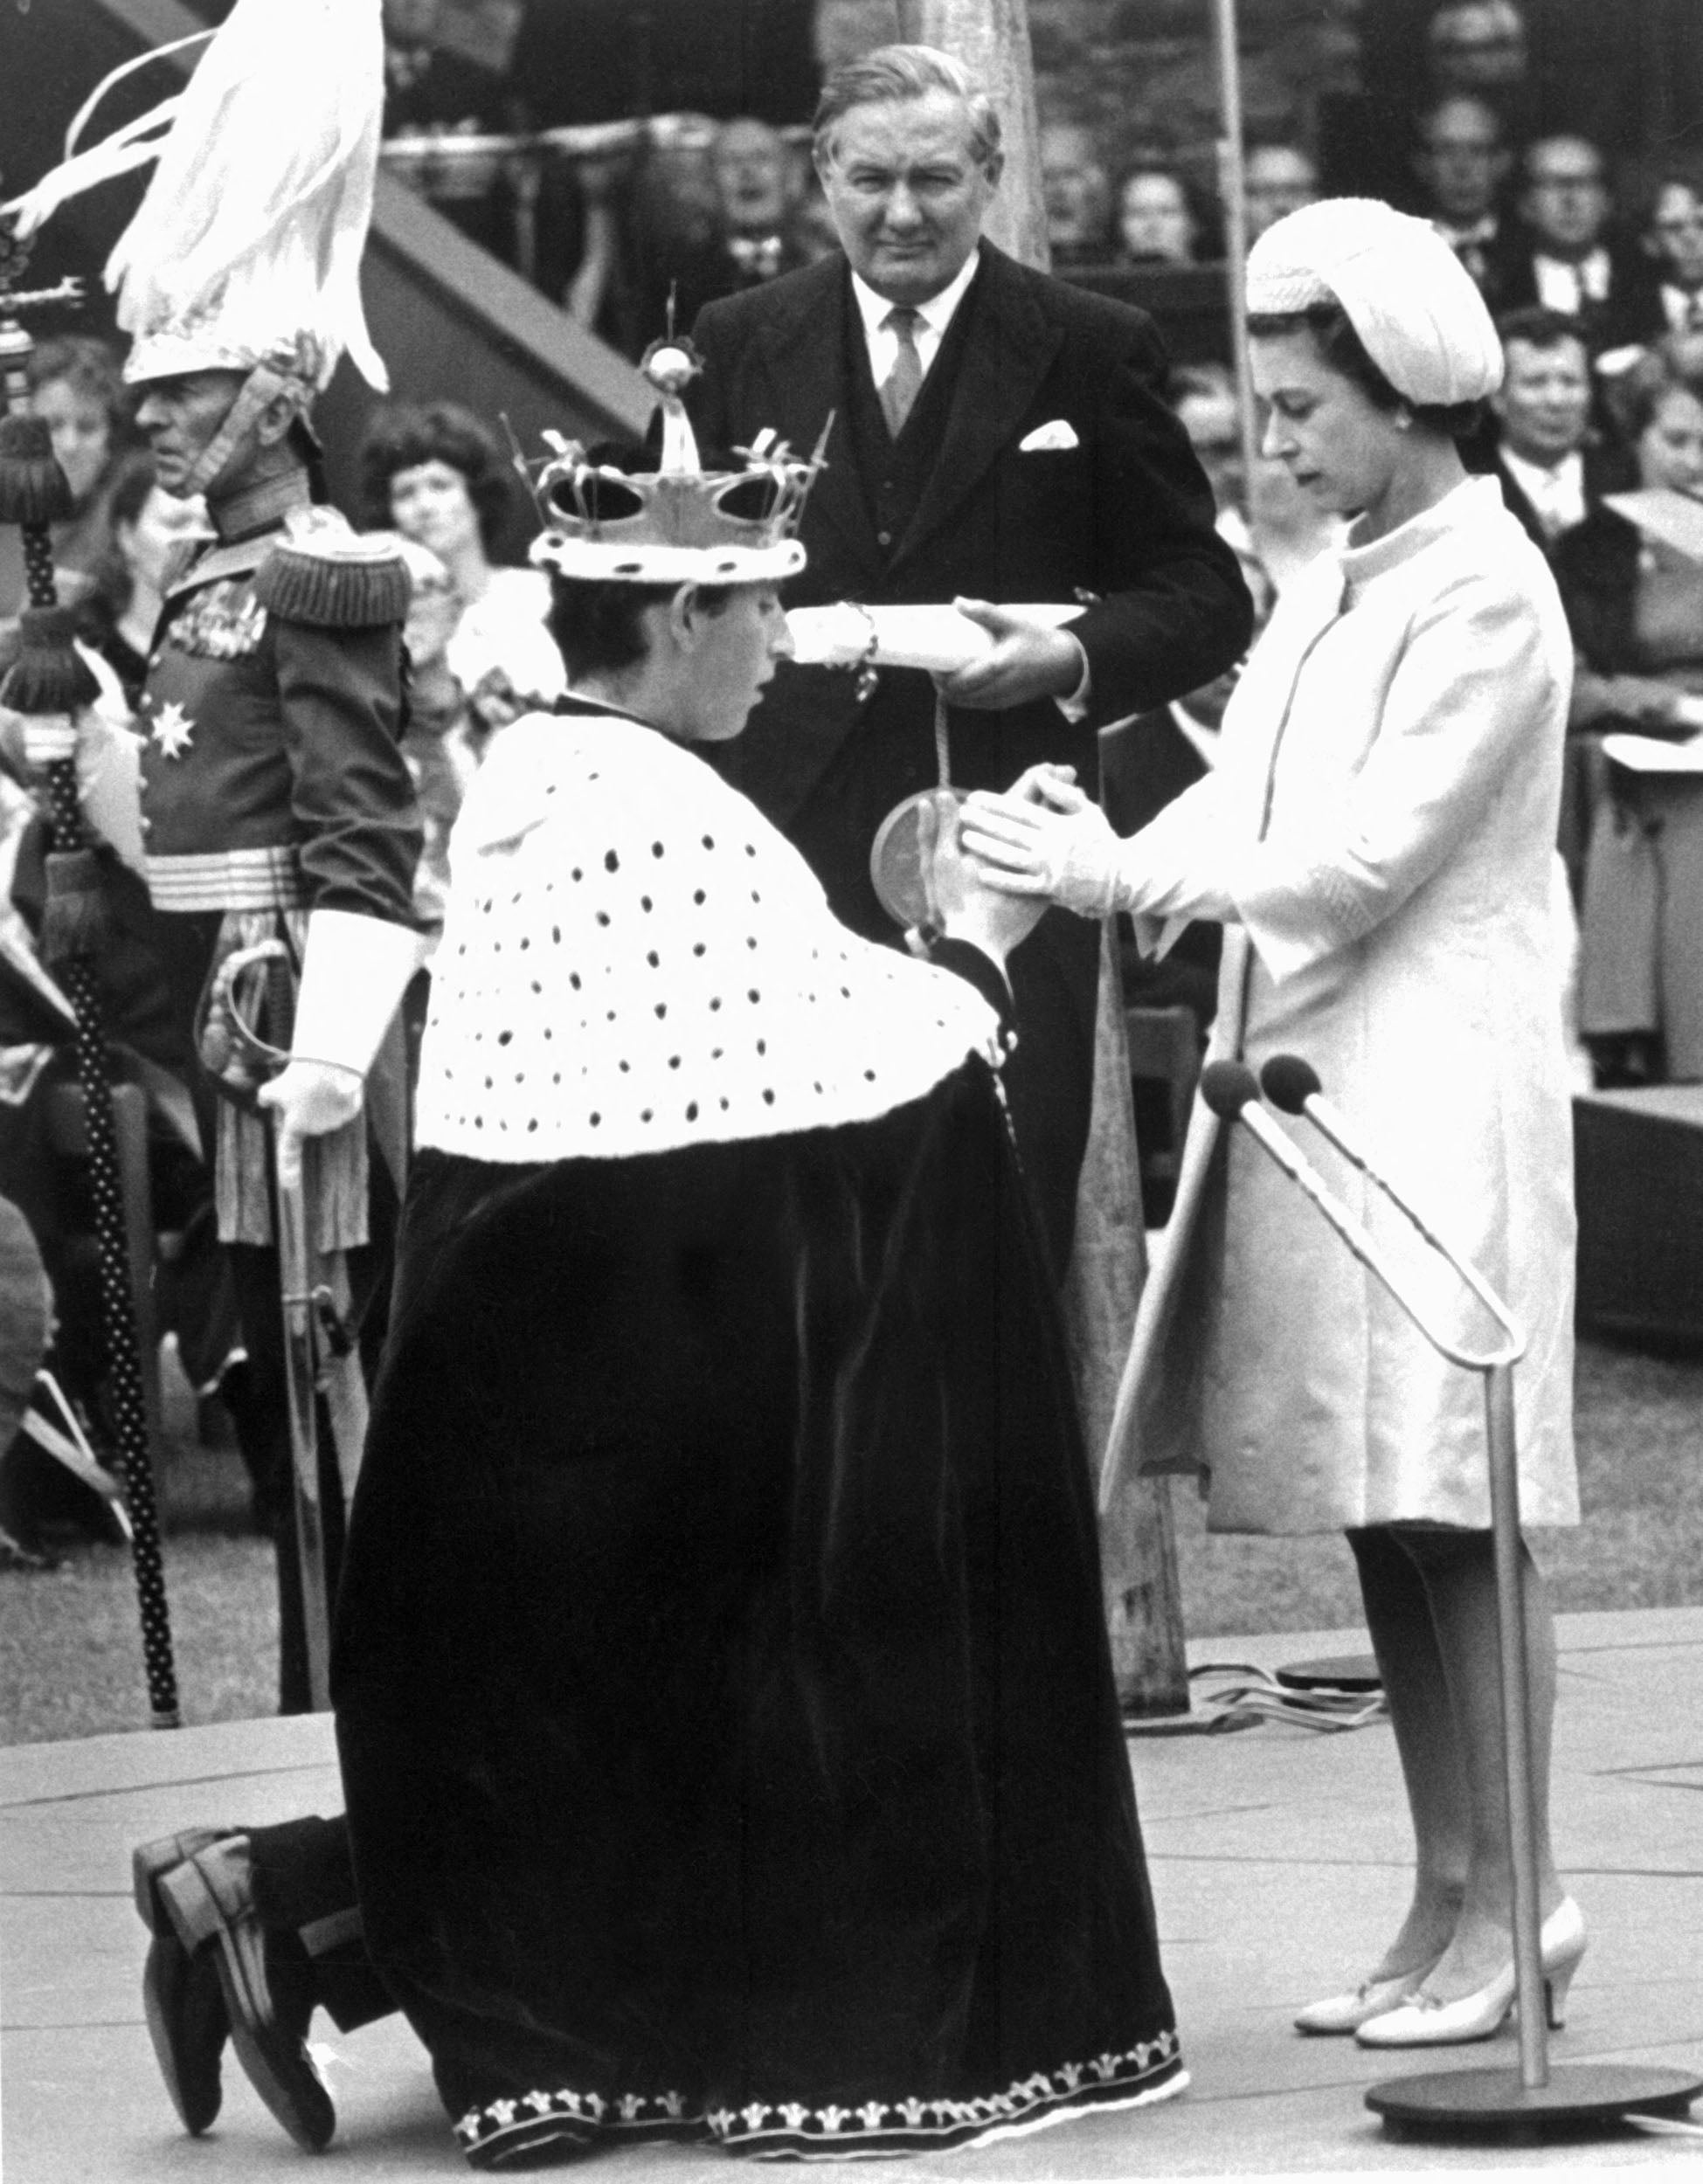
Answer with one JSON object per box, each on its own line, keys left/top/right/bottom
{"left": 689, "top": 44, "right": 1251, "bottom": 1269}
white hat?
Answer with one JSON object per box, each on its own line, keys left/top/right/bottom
{"left": 5, "top": 0, "right": 388, "bottom": 394}
{"left": 1245, "top": 197, "right": 1503, "bottom": 406}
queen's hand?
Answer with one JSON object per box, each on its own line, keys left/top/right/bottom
{"left": 959, "top": 768, "right": 1129, "bottom": 919}
{"left": 916, "top": 791, "right": 1048, "bottom": 962}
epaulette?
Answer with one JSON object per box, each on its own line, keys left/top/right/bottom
{"left": 251, "top": 506, "right": 411, "bottom": 628}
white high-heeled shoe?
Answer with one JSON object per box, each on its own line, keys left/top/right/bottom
{"left": 1294, "top": 1961, "right": 1440, "bottom": 2036}
{"left": 1353, "top": 1898, "right": 1587, "bottom": 2049}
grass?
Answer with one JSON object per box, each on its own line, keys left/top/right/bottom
{"left": 2, "top": 1336, "right": 1700, "bottom": 1745}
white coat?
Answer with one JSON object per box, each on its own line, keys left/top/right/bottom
{"left": 1121, "top": 477, "right": 1579, "bottom": 1532}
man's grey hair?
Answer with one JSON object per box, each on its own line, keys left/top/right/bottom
{"left": 813, "top": 45, "right": 1002, "bottom": 175}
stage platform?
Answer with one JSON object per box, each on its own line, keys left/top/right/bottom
{"left": 1575, "top": 1086, "right": 1703, "bottom": 1347}
{"left": 6, "top": 1610, "right": 1703, "bottom": 2181}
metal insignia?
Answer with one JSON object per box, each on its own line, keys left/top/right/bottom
{"left": 167, "top": 579, "right": 270, "bottom": 660}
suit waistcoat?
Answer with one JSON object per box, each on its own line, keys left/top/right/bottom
{"left": 844, "top": 269, "right": 983, "bottom": 566}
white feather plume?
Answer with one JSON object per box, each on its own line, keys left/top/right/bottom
{"left": 5, "top": 0, "right": 387, "bottom": 393}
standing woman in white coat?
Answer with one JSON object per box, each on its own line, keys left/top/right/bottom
{"left": 963, "top": 198, "right": 1584, "bottom": 2051}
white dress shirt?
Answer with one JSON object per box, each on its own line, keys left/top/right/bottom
{"left": 849, "top": 250, "right": 980, "bottom": 388}
{"left": 1533, "top": 248, "right": 1611, "bottom": 317}
{"left": 1661, "top": 282, "right": 1703, "bottom": 332}
{"left": 1499, "top": 446, "right": 1588, "bottom": 541}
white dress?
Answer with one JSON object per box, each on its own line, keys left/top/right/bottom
{"left": 1121, "top": 477, "right": 1580, "bottom": 1532}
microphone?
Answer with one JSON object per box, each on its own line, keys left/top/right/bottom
{"left": 1200, "top": 1061, "right": 1369, "bottom": 1234}
{"left": 1258, "top": 1053, "right": 1321, "bottom": 1116}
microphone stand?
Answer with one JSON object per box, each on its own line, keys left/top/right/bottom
{"left": 1209, "top": 1058, "right": 1700, "bottom": 2141}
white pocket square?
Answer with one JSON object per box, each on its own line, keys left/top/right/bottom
{"left": 1019, "top": 419, "right": 1079, "bottom": 453}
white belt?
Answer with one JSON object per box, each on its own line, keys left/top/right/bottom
{"left": 146, "top": 845, "right": 307, "bottom": 913}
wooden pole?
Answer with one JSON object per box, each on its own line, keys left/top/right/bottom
{"left": 1211, "top": 0, "right": 1261, "bottom": 504}
{"left": 898, "top": 0, "right": 1191, "bottom": 1716}
{"left": 895, "top": 0, "right": 1049, "bottom": 269}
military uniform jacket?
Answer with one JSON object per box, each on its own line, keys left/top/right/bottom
{"left": 136, "top": 489, "right": 420, "bottom": 924}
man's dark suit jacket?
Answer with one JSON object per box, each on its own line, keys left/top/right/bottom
{"left": 1490, "top": 439, "right": 1638, "bottom": 889}
{"left": 689, "top": 242, "right": 1251, "bottom": 1267}
{"left": 1490, "top": 439, "right": 1637, "bottom": 563}
{"left": 1489, "top": 230, "right": 1666, "bottom": 356}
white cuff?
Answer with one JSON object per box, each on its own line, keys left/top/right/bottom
{"left": 290, "top": 910, "right": 425, "bottom": 1079}
{"left": 1053, "top": 635, "right": 1092, "bottom": 722}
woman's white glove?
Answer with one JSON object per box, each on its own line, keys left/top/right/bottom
{"left": 959, "top": 764, "right": 1131, "bottom": 920}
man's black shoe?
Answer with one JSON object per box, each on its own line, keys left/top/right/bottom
{"left": 133, "top": 1829, "right": 233, "bottom": 2133}
{"left": 155, "top": 1835, "right": 336, "bottom": 2153}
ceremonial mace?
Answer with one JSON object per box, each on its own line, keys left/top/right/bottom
{"left": 0, "top": 225, "right": 179, "bottom": 1724}
{"left": 1205, "top": 1055, "right": 1701, "bottom": 2144}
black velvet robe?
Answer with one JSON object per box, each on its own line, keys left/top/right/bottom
{"left": 335, "top": 1009, "right": 1180, "bottom": 2169}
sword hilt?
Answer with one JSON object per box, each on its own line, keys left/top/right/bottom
{"left": 199, "top": 939, "right": 292, "bottom": 1089}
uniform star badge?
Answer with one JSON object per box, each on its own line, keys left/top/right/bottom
{"left": 150, "top": 700, "right": 195, "bottom": 758}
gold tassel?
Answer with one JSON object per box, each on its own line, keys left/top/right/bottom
{"left": 0, "top": 606, "right": 101, "bottom": 714}
{"left": 0, "top": 416, "right": 73, "bottom": 527}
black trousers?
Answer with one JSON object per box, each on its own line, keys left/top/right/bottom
{"left": 246, "top": 1814, "right": 391, "bottom": 2035}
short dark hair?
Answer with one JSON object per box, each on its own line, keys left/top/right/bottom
{"left": 544, "top": 576, "right": 741, "bottom": 681}
{"left": 1496, "top": 305, "right": 1589, "bottom": 355}
{"left": 357, "top": 400, "right": 514, "bottom": 554}
{"left": 1245, "top": 301, "right": 1484, "bottom": 441}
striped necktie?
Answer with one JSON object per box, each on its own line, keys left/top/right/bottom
{"left": 879, "top": 306, "right": 925, "bottom": 439}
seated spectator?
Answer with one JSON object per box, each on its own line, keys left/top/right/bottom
{"left": 1412, "top": 94, "right": 1514, "bottom": 305}
{"left": 1559, "top": 340, "right": 1703, "bottom": 1080}
{"left": 381, "top": 0, "right": 517, "bottom": 133}
{"left": 1, "top": 336, "right": 135, "bottom": 625}
{"left": 1242, "top": 140, "right": 1319, "bottom": 242}
{"left": 1644, "top": 162, "right": 1703, "bottom": 336}
{"left": 1041, "top": 121, "right": 1111, "bottom": 266}
{"left": 1488, "top": 306, "right": 1634, "bottom": 552}
{"left": 84, "top": 454, "right": 210, "bottom": 708}
{"left": 1426, "top": 0, "right": 1530, "bottom": 101}
{"left": 633, "top": 116, "right": 814, "bottom": 349}
{"left": 1502, "top": 135, "right": 1664, "bottom": 354}
{"left": 1114, "top": 162, "right": 1201, "bottom": 266}
{"left": 359, "top": 399, "right": 564, "bottom": 731}
{"left": 1486, "top": 308, "right": 1636, "bottom": 902}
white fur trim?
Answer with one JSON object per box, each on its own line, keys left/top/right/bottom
{"left": 415, "top": 711, "right": 1000, "bottom": 1162}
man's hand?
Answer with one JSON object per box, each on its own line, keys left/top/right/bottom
{"left": 960, "top": 771, "right": 1129, "bottom": 919}
{"left": 917, "top": 790, "right": 1048, "bottom": 962}
{"left": 258, "top": 1060, "right": 365, "bottom": 1192}
{"left": 935, "top": 598, "right": 1087, "bottom": 711}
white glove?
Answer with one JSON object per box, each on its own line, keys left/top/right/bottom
{"left": 959, "top": 767, "right": 1132, "bottom": 920}
{"left": 258, "top": 1059, "right": 364, "bottom": 1192}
